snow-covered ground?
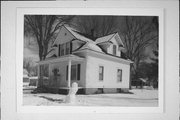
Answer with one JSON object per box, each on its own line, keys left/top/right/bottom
{"left": 23, "top": 89, "right": 158, "bottom": 106}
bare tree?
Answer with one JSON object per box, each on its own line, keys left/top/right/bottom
{"left": 72, "top": 16, "right": 118, "bottom": 40}
{"left": 23, "top": 57, "right": 38, "bottom": 76}
{"left": 24, "top": 15, "right": 74, "bottom": 60}
{"left": 121, "top": 16, "right": 158, "bottom": 89}
{"left": 24, "top": 15, "right": 74, "bottom": 88}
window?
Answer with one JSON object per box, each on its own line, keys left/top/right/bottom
{"left": 58, "top": 44, "right": 61, "bottom": 56}
{"left": 65, "top": 42, "right": 70, "bottom": 55}
{"left": 113, "top": 45, "right": 116, "bottom": 55}
{"left": 97, "top": 88, "right": 104, "bottom": 93}
{"left": 71, "top": 65, "right": 77, "bottom": 80}
{"left": 117, "top": 69, "right": 122, "bottom": 82}
{"left": 66, "top": 64, "right": 81, "bottom": 81}
{"left": 60, "top": 44, "right": 65, "bottom": 56}
{"left": 99, "top": 66, "right": 104, "bottom": 81}
{"left": 59, "top": 42, "right": 72, "bottom": 56}
{"left": 77, "top": 64, "right": 80, "bottom": 80}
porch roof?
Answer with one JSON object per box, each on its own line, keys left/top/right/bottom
{"left": 38, "top": 54, "right": 84, "bottom": 65}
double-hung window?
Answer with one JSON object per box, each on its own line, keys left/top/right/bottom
{"left": 60, "top": 44, "right": 65, "bottom": 56}
{"left": 99, "top": 66, "right": 104, "bottom": 81}
{"left": 113, "top": 45, "right": 117, "bottom": 55}
{"left": 71, "top": 65, "right": 77, "bottom": 80}
{"left": 117, "top": 69, "right": 122, "bottom": 82}
{"left": 58, "top": 44, "right": 61, "bottom": 56}
{"left": 66, "top": 64, "right": 81, "bottom": 81}
{"left": 66, "top": 42, "right": 70, "bottom": 55}
{"left": 59, "top": 42, "right": 71, "bottom": 56}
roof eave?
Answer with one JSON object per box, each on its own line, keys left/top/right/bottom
{"left": 73, "top": 49, "right": 133, "bottom": 64}
{"left": 38, "top": 54, "right": 84, "bottom": 65}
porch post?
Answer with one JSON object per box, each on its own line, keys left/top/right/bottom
{"left": 37, "top": 64, "right": 40, "bottom": 87}
{"left": 68, "top": 59, "right": 71, "bottom": 88}
{"left": 36, "top": 64, "right": 40, "bottom": 87}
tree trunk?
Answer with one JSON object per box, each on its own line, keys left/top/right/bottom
{"left": 129, "top": 64, "right": 133, "bottom": 90}
{"left": 37, "top": 43, "right": 44, "bottom": 89}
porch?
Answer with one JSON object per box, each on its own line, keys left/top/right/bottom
{"left": 37, "top": 54, "right": 85, "bottom": 94}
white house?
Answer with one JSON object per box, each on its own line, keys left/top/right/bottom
{"left": 38, "top": 25, "right": 132, "bottom": 94}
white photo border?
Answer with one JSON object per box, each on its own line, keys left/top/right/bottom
{"left": 16, "top": 7, "right": 164, "bottom": 114}
{"left": 2, "top": 1, "right": 179, "bottom": 120}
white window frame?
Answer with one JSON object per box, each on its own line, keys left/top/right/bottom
{"left": 66, "top": 64, "right": 80, "bottom": 81}
{"left": 59, "top": 42, "right": 71, "bottom": 56}
{"left": 99, "top": 65, "right": 104, "bottom": 81}
{"left": 60, "top": 43, "right": 65, "bottom": 56}
{"left": 58, "top": 44, "right": 61, "bottom": 56}
{"left": 113, "top": 44, "right": 117, "bottom": 56}
{"left": 117, "top": 68, "right": 122, "bottom": 82}
{"left": 65, "top": 42, "right": 70, "bottom": 55}
{"left": 71, "top": 64, "right": 77, "bottom": 80}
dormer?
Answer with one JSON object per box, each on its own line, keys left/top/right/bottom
{"left": 52, "top": 25, "right": 75, "bottom": 57}
{"left": 96, "top": 33, "right": 124, "bottom": 57}
{"left": 49, "top": 25, "right": 91, "bottom": 58}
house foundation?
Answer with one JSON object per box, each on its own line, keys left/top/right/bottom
{"left": 38, "top": 87, "right": 129, "bottom": 95}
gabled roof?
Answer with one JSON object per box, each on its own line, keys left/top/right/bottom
{"left": 64, "top": 25, "right": 93, "bottom": 42}
{"left": 78, "top": 41, "right": 104, "bottom": 53}
{"left": 49, "top": 25, "right": 126, "bottom": 60}
{"left": 95, "top": 32, "right": 124, "bottom": 47}
{"left": 95, "top": 33, "right": 116, "bottom": 44}
{"left": 52, "top": 25, "right": 93, "bottom": 46}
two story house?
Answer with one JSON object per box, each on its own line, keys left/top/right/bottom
{"left": 38, "top": 25, "right": 132, "bottom": 94}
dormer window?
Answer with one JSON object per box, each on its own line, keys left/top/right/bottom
{"left": 58, "top": 41, "right": 72, "bottom": 57}
{"left": 58, "top": 44, "right": 61, "bottom": 56}
{"left": 60, "top": 44, "right": 65, "bottom": 56}
{"left": 65, "top": 42, "right": 70, "bottom": 55}
{"left": 113, "top": 45, "right": 116, "bottom": 55}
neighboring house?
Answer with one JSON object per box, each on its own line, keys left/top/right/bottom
{"left": 23, "top": 69, "right": 29, "bottom": 87}
{"left": 38, "top": 25, "right": 132, "bottom": 94}
{"left": 29, "top": 76, "right": 38, "bottom": 86}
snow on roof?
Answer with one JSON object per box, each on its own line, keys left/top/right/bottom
{"left": 52, "top": 25, "right": 125, "bottom": 54}
{"left": 65, "top": 25, "right": 93, "bottom": 42}
{"left": 46, "top": 48, "right": 56, "bottom": 58}
{"left": 29, "top": 76, "right": 38, "bottom": 79}
{"left": 79, "top": 41, "right": 104, "bottom": 53}
{"left": 95, "top": 33, "right": 116, "bottom": 44}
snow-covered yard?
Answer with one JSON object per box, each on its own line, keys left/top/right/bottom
{"left": 23, "top": 89, "right": 158, "bottom": 107}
